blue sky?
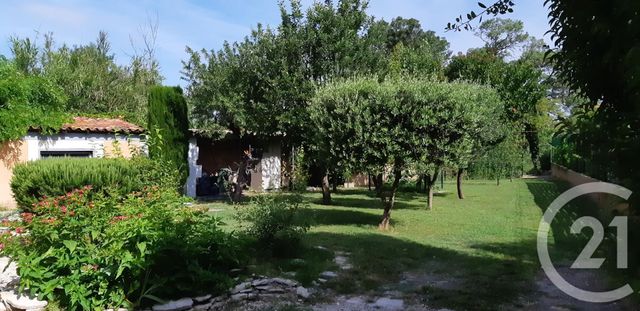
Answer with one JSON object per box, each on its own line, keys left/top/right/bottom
{"left": 0, "top": 0, "right": 551, "bottom": 86}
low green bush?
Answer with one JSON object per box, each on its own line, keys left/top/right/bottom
{"left": 236, "top": 195, "right": 311, "bottom": 257}
{"left": 10, "top": 157, "right": 181, "bottom": 211}
{"left": 0, "top": 187, "right": 239, "bottom": 310}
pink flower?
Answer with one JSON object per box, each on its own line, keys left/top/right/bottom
{"left": 60, "top": 206, "right": 68, "bottom": 213}
{"left": 14, "top": 227, "right": 24, "bottom": 234}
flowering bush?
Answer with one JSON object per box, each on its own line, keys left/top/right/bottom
{"left": 0, "top": 186, "right": 239, "bottom": 310}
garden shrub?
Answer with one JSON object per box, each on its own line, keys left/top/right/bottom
{"left": 236, "top": 195, "right": 311, "bottom": 257}
{"left": 10, "top": 157, "right": 181, "bottom": 211}
{"left": 0, "top": 186, "right": 239, "bottom": 310}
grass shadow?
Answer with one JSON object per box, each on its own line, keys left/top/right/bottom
{"left": 304, "top": 232, "right": 540, "bottom": 311}
{"left": 524, "top": 179, "right": 600, "bottom": 252}
{"left": 301, "top": 208, "right": 387, "bottom": 227}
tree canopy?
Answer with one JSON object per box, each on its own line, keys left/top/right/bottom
{"left": 9, "top": 32, "right": 161, "bottom": 126}
{"left": 0, "top": 59, "right": 69, "bottom": 142}
{"left": 310, "top": 76, "right": 502, "bottom": 227}
{"left": 183, "top": 0, "right": 451, "bottom": 145}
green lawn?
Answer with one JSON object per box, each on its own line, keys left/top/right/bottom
{"left": 195, "top": 179, "right": 619, "bottom": 310}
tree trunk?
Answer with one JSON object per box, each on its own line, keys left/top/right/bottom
{"left": 321, "top": 173, "right": 331, "bottom": 205}
{"left": 524, "top": 122, "right": 540, "bottom": 173}
{"left": 232, "top": 160, "right": 248, "bottom": 202}
{"left": 426, "top": 169, "right": 440, "bottom": 210}
{"left": 428, "top": 186, "right": 434, "bottom": 210}
{"left": 373, "top": 173, "right": 383, "bottom": 195}
{"left": 457, "top": 168, "right": 465, "bottom": 199}
{"left": 496, "top": 176, "right": 500, "bottom": 186}
{"left": 379, "top": 202, "right": 392, "bottom": 230}
{"left": 422, "top": 174, "right": 427, "bottom": 192}
{"left": 289, "top": 145, "right": 295, "bottom": 191}
{"left": 416, "top": 174, "right": 423, "bottom": 191}
{"left": 368, "top": 173, "right": 372, "bottom": 191}
{"left": 378, "top": 166, "right": 402, "bottom": 230}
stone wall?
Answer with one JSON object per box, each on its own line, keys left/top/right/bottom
{"left": 551, "top": 163, "right": 630, "bottom": 217}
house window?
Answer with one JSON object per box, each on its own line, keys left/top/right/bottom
{"left": 40, "top": 151, "right": 93, "bottom": 158}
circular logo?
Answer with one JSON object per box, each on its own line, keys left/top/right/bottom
{"left": 537, "top": 182, "right": 634, "bottom": 303}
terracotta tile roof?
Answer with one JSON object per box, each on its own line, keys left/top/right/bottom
{"left": 59, "top": 117, "right": 145, "bottom": 134}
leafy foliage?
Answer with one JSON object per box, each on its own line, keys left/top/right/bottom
{"left": 236, "top": 194, "right": 311, "bottom": 257}
{"left": 475, "top": 18, "right": 529, "bottom": 57}
{"left": 0, "top": 187, "right": 239, "bottom": 310}
{"left": 9, "top": 32, "right": 161, "bottom": 125}
{"left": 446, "top": 0, "right": 516, "bottom": 31}
{"left": 0, "top": 59, "right": 69, "bottom": 142}
{"left": 147, "top": 86, "right": 190, "bottom": 186}
{"left": 546, "top": 0, "right": 640, "bottom": 112}
{"left": 446, "top": 40, "right": 547, "bottom": 171}
{"left": 10, "top": 157, "right": 181, "bottom": 211}
{"left": 183, "top": 0, "right": 450, "bottom": 145}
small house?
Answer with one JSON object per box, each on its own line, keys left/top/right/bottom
{"left": 0, "top": 117, "right": 146, "bottom": 208}
{"left": 1, "top": 117, "right": 285, "bottom": 208}
{"left": 185, "top": 132, "right": 283, "bottom": 198}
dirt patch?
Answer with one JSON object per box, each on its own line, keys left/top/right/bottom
{"left": 510, "top": 265, "right": 636, "bottom": 311}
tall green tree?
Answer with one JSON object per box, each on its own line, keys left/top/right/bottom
{"left": 475, "top": 18, "right": 529, "bottom": 57}
{"left": 147, "top": 86, "right": 189, "bottom": 187}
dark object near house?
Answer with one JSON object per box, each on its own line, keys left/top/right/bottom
{"left": 196, "top": 172, "right": 221, "bottom": 196}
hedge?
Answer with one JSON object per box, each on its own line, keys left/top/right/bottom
{"left": 10, "top": 157, "right": 180, "bottom": 211}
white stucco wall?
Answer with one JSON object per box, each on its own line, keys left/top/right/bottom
{"left": 261, "top": 141, "right": 281, "bottom": 190}
{"left": 24, "top": 132, "right": 145, "bottom": 160}
{"left": 185, "top": 137, "right": 201, "bottom": 198}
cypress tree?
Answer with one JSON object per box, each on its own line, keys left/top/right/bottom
{"left": 147, "top": 86, "right": 189, "bottom": 187}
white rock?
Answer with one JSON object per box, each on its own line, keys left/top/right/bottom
{"left": 265, "top": 287, "right": 286, "bottom": 294}
{"left": 372, "top": 297, "right": 404, "bottom": 310}
{"left": 0, "top": 258, "right": 19, "bottom": 291}
{"left": 320, "top": 271, "right": 338, "bottom": 279}
{"left": 295, "top": 286, "right": 310, "bottom": 299}
{"left": 317, "top": 278, "right": 327, "bottom": 283}
{"left": 251, "top": 279, "right": 272, "bottom": 287}
{"left": 231, "top": 281, "right": 251, "bottom": 293}
{"left": 346, "top": 297, "right": 367, "bottom": 305}
{"left": 230, "top": 293, "right": 248, "bottom": 301}
{"left": 151, "top": 298, "right": 193, "bottom": 311}
{"left": 272, "top": 277, "right": 298, "bottom": 287}
{"left": 192, "top": 294, "right": 212, "bottom": 303}
{"left": 0, "top": 291, "right": 48, "bottom": 311}
{"left": 191, "top": 303, "right": 212, "bottom": 311}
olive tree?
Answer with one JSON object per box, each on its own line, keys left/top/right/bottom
{"left": 311, "top": 76, "right": 501, "bottom": 227}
